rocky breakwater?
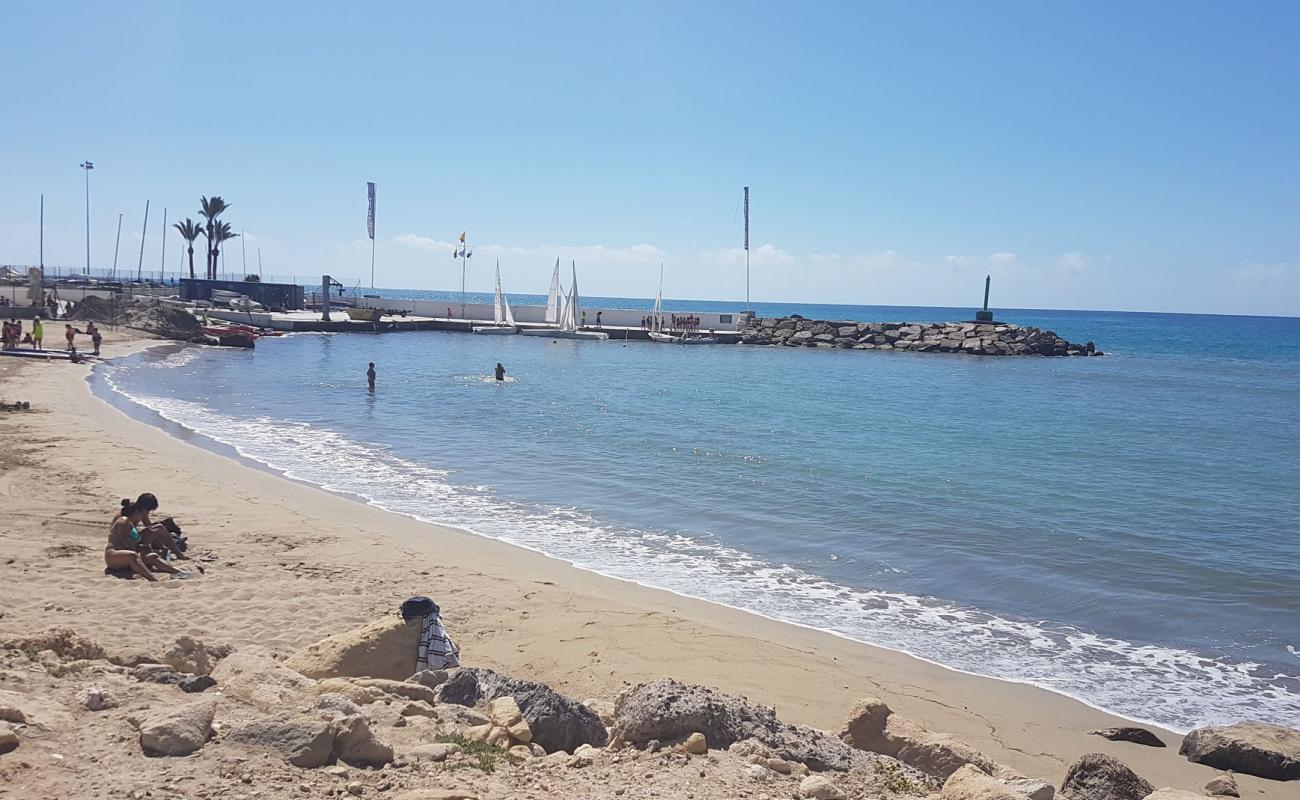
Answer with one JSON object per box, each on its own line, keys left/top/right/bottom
{"left": 740, "top": 315, "right": 1102, "bottom": 356}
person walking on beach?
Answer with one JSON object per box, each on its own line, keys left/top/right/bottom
{"left": 366, "top": 362, "right": 376, "bottom": 392}
{"left": 31, "top": 317, "right": 43, "bottom": 350}
{"left": 64, "top": 324, "right": 81, "bottom": 351}
{"left": 494, "top": 362, "right": 506, "bottom": 382}
{"left": 88, "top": 322, "right": 102, "bottom": 356}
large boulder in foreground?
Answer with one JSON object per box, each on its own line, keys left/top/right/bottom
{"left": 288, "top": 617, "right": 421, "bottom": 681}
{"left": 332, "top": 714, "right": 394, "bottom": 767}
{"left": 612, "top": 679, "right": 880, "bottom": 772}
{"left": 1060, "top": 753, "right": 1154, "bottom": 800}
{"left": 840, "top": 697, "right": 1000, "bottom": 778}
{"left": 226, "top": 713, "right": 334, "bottom": 768}
{"left": 942, "top": 765, "right": 1032, "bottom": 800}
{"left": 135, "top": 699, "right": 216, "bottom": 756}
{"left": 210, "top": 646, "right": 316, "bottom": 710}
{"left": 1179, "top": 722, "right": 1300, "bottom": 781}
{"left": 438, "top": 668, "right": 605, "bottom": 755}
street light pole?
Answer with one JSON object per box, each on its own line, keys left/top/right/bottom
{"left": 80, "top": 161, "right": 94, "bottom": 273}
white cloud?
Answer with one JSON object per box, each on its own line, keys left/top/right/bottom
{"left": 393, "top": 234, "right": 664, "bottom": 264}
{"left": 702, "top": 243, "right": 795, "bottom": 265}
{"left": 1229, "top": 262, "right": 1293, "bottom": 282}
{"left": 1058, "top": 252, "right": 1089, "bottom": 274}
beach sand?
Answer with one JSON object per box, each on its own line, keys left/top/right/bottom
{"left": 0, "top": 330, "right": 1282, "bottom": 798}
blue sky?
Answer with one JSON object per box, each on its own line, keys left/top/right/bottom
{"left": 2, "top": 1, "right": 1297, "bottom": 315}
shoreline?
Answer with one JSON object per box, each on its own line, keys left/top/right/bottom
{"left": 0, "top": 331, "right": 1285, "bottom": 797}
{"left": 90, "top": 350, "right": 1184, "bottom": 736}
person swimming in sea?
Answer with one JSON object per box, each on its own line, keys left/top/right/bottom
{"left": 494, "top": 362, "right": 506, "bottom": 382}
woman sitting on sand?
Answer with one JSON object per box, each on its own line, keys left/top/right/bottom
{"left": 114, "top": 493, "right": 190, "bottom": 561}
{"left": 105, "top": 499, "right": 184, "bottom": 581}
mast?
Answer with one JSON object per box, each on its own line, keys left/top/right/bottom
{"left": 159, "top": 207, "right": 167, "bottom": 282}
{"left": 136, "top": 199, "right": 150, "bottom": 282}
{"left": 493, "top": 260, "right": 505, "bottom": 324}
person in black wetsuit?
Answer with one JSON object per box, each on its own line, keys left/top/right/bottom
{"left": 367, "top": 362, "right": 376, "bottom": 391}
{"left": 494, "top": 363, "right": 506, "bottom": 382}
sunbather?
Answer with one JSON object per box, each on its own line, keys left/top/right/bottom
{"left": 105, "top": 499, "right": 183, "bottom": 581}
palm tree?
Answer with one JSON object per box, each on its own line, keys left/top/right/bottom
{"left": 173, "top": 218, "right": 203, "bottom": 280}
{"left": 198, "top": 196, "right": 230, "bottom": 279}
{"left": 213, "top": 223, "right": 239, "bottom": 278}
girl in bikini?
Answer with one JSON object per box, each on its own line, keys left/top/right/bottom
{"left": 105, "top": 499, "right": 184, "bottom": 581}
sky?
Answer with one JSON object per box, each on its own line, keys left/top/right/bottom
{"left": 1, "top": 1, "right": 1298, "bottom": 316}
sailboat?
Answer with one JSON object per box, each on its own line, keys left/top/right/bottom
{"left": 472, "top": 261, "right": 518, "bottom": 335}
{"left": 544, "top": 258, "right": 561, "bottom": 325}
{"left": 521, "top": 261, "right": 609, "bottom": 340}
{"left": 646, "top": 263, "right": 717, "bottom": 344}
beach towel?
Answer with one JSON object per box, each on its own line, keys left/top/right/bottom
{"left": 403, "top": 596, "right": 459, "bottom": 671}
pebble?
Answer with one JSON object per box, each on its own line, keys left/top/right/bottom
{"left": 346, "top": 782, "right": 364, "bottom": 796}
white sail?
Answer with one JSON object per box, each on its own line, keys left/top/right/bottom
{"left": 653, "top": 262, "right": 663, "bottom": 332}
{"left": 492, "top": 261, "right": 505, "bottom": 325}
{"left": 503, "top": 289, "right": 515, "bottom": 326}
{"left": 544, "top": 258, "right": 561, "bottom": 324}
{"left": 558, "top": 285, "right": 575, "bottom": 332}
{"left": 570, "top": 261, "right": 581, "bottom": 328}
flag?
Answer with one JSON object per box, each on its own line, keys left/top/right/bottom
{"left": 743, "top": 186, "right": 749, "bottom": 251}
{"left": 459, "top": 231, "right": 466, "bottom": 243}
{"left": 366, "top": 182, "right": 376, "bottom": 240}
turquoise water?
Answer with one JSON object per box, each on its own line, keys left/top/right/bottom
{"left": 99, "top": 299, "right": 1300, "bottom": 730}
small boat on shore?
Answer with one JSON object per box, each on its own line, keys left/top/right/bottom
{"left": 472, "top": 262, "right": 518, "bottom": 335}
{"left": 345, "top": 307, "right": 384, "bottom": 322}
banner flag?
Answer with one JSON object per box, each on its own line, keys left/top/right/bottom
{"left": 743, "top": 186, "right": 749, "bottom": 251}
{"left": 367, "top": 182, "right": 376, "bottom": 240}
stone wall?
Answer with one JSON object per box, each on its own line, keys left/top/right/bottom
{"left": 739, "top": 316, "right": 1102, "bottom": 356}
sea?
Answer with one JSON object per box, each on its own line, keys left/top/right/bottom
{"left": 95, "top": 291, "right": 1300, "bottom": 732}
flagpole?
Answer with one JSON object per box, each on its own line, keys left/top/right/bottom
{"left": 159, "top": 207, "right": 167, "bottom": 283}
{"left": 371, "top": 237, "right": 376, "bottom": 289}
{"left": 743, "top": 186, "right": 750, "bottom": 309}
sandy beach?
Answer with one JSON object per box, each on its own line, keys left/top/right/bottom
{"left": 0, "top": 329, "right": 1286, "bottom": 799}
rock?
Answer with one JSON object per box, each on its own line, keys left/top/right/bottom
{"left": 463, "top": 724, "right": 493, "bottom": 742}
{"left": 1089, "top": 728, "right": 1166, "bottom": 748}
{"left": 161, "top": 636, "right": 232, "bottom": 676}
{"left": 315, "top": 678, "right": 387, "bottom": 705}
{"left": 509, "top": 744, "right": 533, "bottom": 758}
{"left": 179, "top": 675, "right": 217, "bottom": 694}
{"left": 799, "top": 774, "right": 847, "bottom": 800}
{"left": 941, "top": 765, "right": 1029, "bottom": 800}
{"left": 396, "top": 700, "right": 437, "bottom": 718}
{"left": 1203, "top": 772, "right": 1238, "bottom": 797}
{"left": 612, "top": 679, "right": 876, "bottom": 772}
{"left": 136, "top": 699, "right": 216, "bottom": 756}
{"left": 1060, "top": 753, "right": 1153, "bottom": 800}
{"left": 436, "top": 704, "right": 490, "bottom": 728}
{"left": 314, "top": 693, "right": 363, "bottom": 719}
{"left": 132, "top": 663, "right": 177, "bottom": 681}
{"left": 0, "top": 703, "right": 26, "bottom": 725}
{"left": 289, "top": 616, "right": 423, "bottom": 681}
{"left": 332, "top": 714, "right": 394, "bottom": 767}
{"left": 1003, "top": 777, "right": 1056, "bottom": 800}
{"left": 507, "top": 718, "right": 533, "bottom": 744}
{"left": 0, "top": 627, "right": 106, "bottom": 661}
{"left": 78, "top": 687, "right": 119, "bottom": 711}
{"left": 405, "top": 742, "right": 461, "bottom": 762}
{"left": 438, "top": 667, "right": 606, "bottom": 754}
{"left": 489, "top": 696, "right": 524, "bottom": 727}
{"left": 226, "top": 713, "right": 334, "bottom": 768}
{"left": 583, "top": 698, "right": 615, "bottom": 728}
{"left": 392, "top": 791, "right": 479, "bottom": 800}
{"left": 680, "top": 732, "right": 707, "bottom": 755}
{"left": 1142, "top": 791, "right": 1204, "bottom": 800}
{"left": 486, "top": 726, "right": 512, "bottom": 748}
{"left": 209, "top": 646, "right": 316, "bottom": 710}
{"left": 346, "top": 782, "right": 364, "bottom": 796}
{"left": 566, "top": 752, "right": 594, "bottom": 768}
{"left": 766, "top": 757, "right": 795, "bottom": 774}
{"left": 352, "top": 678, "right": 438, "bottom": 705}
{"left": 839, "top": 697, "right": 1000, "bottom": 779}
{"left": 1179, "top": 722, "right": 1300, "bottom": 781}
{"left": 409, "top": 670, "right": 448, "bottom": 690}
{"left": 0, "top": 722, "right": 18, "bottom": 754}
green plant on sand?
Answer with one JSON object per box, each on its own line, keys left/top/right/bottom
{"left": 874, "top": 759, "right": 925, "bottom": 794}
{"left": 433, "top": 734, "right": 521, "bottom": 774}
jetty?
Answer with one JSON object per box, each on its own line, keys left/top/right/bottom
{"left": 739, "top": 316, "right": 1102, "bottom": 356}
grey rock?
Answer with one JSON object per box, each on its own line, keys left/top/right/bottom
{"left": 315, "top": 693, "right": 363, "bottom": 719}
{"left": 611, "top": 679, "right": 883, "bottom": 772}
{"left": 180, "top": 675, "right": 217, "bottom": 693}
{"left": 1179, "top": 722, "right": 1300, "bottom": 781}
{"left": 1088, "top": 727, "right": 1165, "bottom": 748}
{"left": 137, "top": 699, "right": 216, "bottom": 756}
{"left": 227, "top": 713, "right": 335, "bottom": 768}
{"left": 79, "top": 686, "right": 119, "bottom": 711}
{"left": 437, "top": 667, "right": 606, "bottom": 754}
{"left": 406, "top": 742, "right": 461, "bottom": 762}
{"left": 0, "top": 722, "right": 17, "bottom": 754}
{"left": 410, "top": 670, "right": 448, "bottom": 690}
{"left": 1204, "top": 772, "right": 1239, "bottom": 797}
{"left": 1059, "top": 753, "right": 1153, "bottom": 800}
{"left": 332, "top": 714, "right": 394, "bottom": 767}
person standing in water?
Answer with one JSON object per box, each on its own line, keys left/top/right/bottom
{"left": 494, "top": 363, "right": 506, "bottom": 382}
{"left": 366, "top": 362, "right": 376, "bottom": 392}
